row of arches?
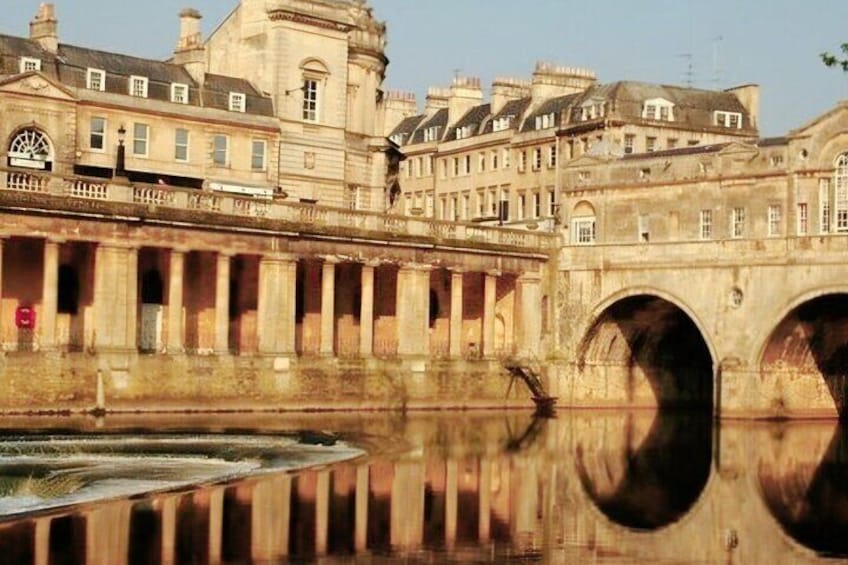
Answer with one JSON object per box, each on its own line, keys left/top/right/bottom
{"left": 578, "top": 291, "right": 848, "bottom": 418}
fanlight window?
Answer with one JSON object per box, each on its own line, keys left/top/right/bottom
{"left": 8, "top": 129, "right": 52, "bottom": 170}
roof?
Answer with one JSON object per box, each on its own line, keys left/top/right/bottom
{"left": 756, "top": 137, "right": 789, "bottom": 147}
{"left": 521, "top": 93, "right": 581, "bottom": 132}
{"left": 388, "top": 114, "right": 426, "bottom": 143}
{"left": 445, "top": 103, "right": 491, "bottom": 141}
{"left": 481, "top": 97, "right": 531, "bottom": 134}
{"left": 0, "top": 33, "right": 273, "bottom": 117}
{"left": 566, "top": 81, "right": 756, "bottom": 133}
{"left": 409, "top": 108, "right": 448, "bottom": 144}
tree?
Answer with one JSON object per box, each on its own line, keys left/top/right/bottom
{"left": 821, "top": 43, "right": 848, "bottom": 72}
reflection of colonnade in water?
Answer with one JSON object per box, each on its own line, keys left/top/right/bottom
{"left": 2, "top": 414, "right": 848, "bottom": 563}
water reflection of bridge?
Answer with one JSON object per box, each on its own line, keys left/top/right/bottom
{"left": 1, "top": 412, "right": 847, "bottom": 563}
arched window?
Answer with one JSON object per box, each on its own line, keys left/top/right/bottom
{"left": 8, "top": 128, "right": 53, "bottom": 170}
{"left": 571, "top": 201, "right": 597, "bottom": 245}
{"left": 834, "top": 153, "right": 848, "bottom": 232}
{"left": 300, "top": 59, "right": 329, "bottom": 123}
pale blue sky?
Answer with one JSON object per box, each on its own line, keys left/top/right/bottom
{"left": 4, "top": 1, "right": 847, "bottom": 136}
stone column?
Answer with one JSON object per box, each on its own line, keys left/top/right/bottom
{"left": 158, "top": 496, "right": 177, "bottom": 565}
{"left": 167, "top": 250, "right": 185, "bottom": 353}
{"left": 517, "top": 272, "right": 543, "bottom": 358}
{"left": 0, "top": 238, "right": 5, "bottom": 348}
{"left": 445, "top": 458, "right": 458, "bottom": 550}
{"left": 355, "top": 465, "right": 369, "bottom": 553}
{"left": 320, "top": 258, "right": 337, "bottom": 356}
{"left": 396, "top": 264, "right": 431, "bottom": 357}
{"left": 40, "top": 239, "right": 60, "bottom": 350}
{"left": 208, "top": 487, "right": 224, "bottom": 565}
{"left": 251, "top": 475, "right": 291, "bottom": 561}
{"left": 315, "top": 470, "right": 330, "bottom": 556}
{"left": 34, "top": 518, "right": 50, "bottom": 565}
{"left": 391, "top": 460, "right": 425, "bottom": 550}
{"left": 85, "top": 501, "right": 132, "bottom": 565}
{"left": 449, "top": 271, "right": 464, "bottom": 358}
{"left": 257, "top": 254, "right": 297, "bottom": 355}
{"left": 478, "top": 458, "right": 492, "bottom": 542}
{"left": 359, "top": 263, "right": 376, "bottom": 357}
{"left": 214, "top": 253, "right": 231, "bottom": 354}
{"left": 94, "top": 244, "right": 138, "bottom": 350}
{"left": 482, "top": 271, "right": 498, "bottom": 358}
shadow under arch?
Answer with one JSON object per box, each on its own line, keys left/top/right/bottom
{"left": 758, "top": 422, "right": 848, "bottom": 557}
{"left": 578, "top": 292, "right": 714, "bottom": 410}
{"left": 760, "top": 292, "right": 848, "bottom": 418}
{"left": 575, "top": 410, "right": 713, "bottom": 531}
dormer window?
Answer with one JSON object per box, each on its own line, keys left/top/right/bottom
{"left": 535, "top": 112, "right": 556, "bottom": 130}
{"left": 171, "top": 83, "right": 189, "bottom": 104}
{"left": 86, "top": 68, "right": 106, "bottom": 91}
{"left": 19, "top": 57, "right": 41, "bottom": 73}
{"left": 642, "top": 98, "right": 675, "bottom": 121}
{"left": 423, "top": 126, "right": 441, "bottom": 143}
{"left": 580, "top": 101, "right": 605, "bottom": 121}
{"left": 229, "top": 92, "right": 246, "bottom": 113}
{"left": 715, "top": 111, "right": 743, "bottom": 129}
{"left": 492, "top": 116, "right": 513, "bottom": 132}
{"left": 129, "top": 76, "right": 148, "bottom": 98}
{"left": 456, "top": 125, "right": 471, "bottom": 140}
{"left": 389, "top": 133, "right": 406, "bottom": 145}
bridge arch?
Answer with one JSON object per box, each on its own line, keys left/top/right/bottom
{"left": 577, "top": 287, "right": 716, "bottom": 410}
{"left": 757, "top": 287, "right": 848, "bottom": 418}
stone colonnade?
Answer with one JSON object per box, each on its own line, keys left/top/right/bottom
{"left": 0, "top": 237, "right": 544, "bottom": 360}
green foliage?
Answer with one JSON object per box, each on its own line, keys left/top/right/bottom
{"left": 821, "top": 43, "right": 848, "bottom": 72}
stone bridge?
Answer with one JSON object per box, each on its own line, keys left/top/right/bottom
{"left": 554, "top": 236, "right": 848, "bottom": 419}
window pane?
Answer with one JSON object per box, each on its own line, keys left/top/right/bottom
{"left": 133, "top": 124, "right": 148, "bottom": 155}
{"left": 251, "top": 140, "right": 266, "bottom": 170}
{"left": 303, "top": 79, "right": 319, "bottom": 121}
{"left": 213, "top": 135, "right": 228, "bottom": 166}
{"left": 175, "top": 129, "right": 189, "bottom": 161}
{"left": 90, "top": 117, "right": 105, "bottom": 150}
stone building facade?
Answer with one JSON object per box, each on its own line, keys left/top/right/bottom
{"left": 386, "top": 62, "right": 759, "bottom": 230}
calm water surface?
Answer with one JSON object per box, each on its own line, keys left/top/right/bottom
{"left": 0, "top": 410, "right": 844, "bottom": 564}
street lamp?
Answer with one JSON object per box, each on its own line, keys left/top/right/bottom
{"left": 115, "top": 124, "right": 127, "bottom": 179}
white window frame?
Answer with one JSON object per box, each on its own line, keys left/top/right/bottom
{"left": 646, "top": 137, "right": 657, "bottom": 153}
{"left": 797, "top": 202, "right": 809, "bottom": 235}
{"left": 547, "top": 188, "right": 557, "bottom": 217}
{"left": 548, "top": 145, "right": 557, "bottom": 168}
{"left": 213, "top": 134, "right": 229, "bottom": 167}
{"left": 699, "top": 209, "right": 713, "bottom": 240}
{"left": 503, "top": 148, "right": 511, "bottom": 169}
{"left": 623, "top": 134, "right": 635, "bottom": 155}
{"left": 532, "top": 148, "right": 542, "bottom": 171}
{"left": 642, "top": 98, "right": 675, "bottom": 121}
{"left": 835, "top": 154, "right": 848, "bottom": 232}
{"left": 229, "top": 92, "right": 246, "bottom": 113}
{"left": 86, "top": 68, "right": 106, "bottom": 91}
{"left": 572, "top": 217, "right": 597, "bottom": 245}
{"left": 19, "top": 57, "right": 41, "bottom": 73}
{"left": 171, "top": 83, "right": 189, "bottom": 105}
{"left": 129, "top": 75, "right": 148, "bottom": 98}
{"left": 767, "top": 204, "right": 782, "bottom": 236}
{"left": 132, "top": 123, "right": 149, "bottom": 157}
{"left": 89, "top": 117, "right": 106, "bottom": 152}
{"left": 715, "top": 111, "right": 743, "bottom": 129}
{"left": 731, "top": 207, "right": 745, "bottom": 238}
{"left": 820, "top": 178, "right": 832, "bottom": 234}
{"left": 174, "top": 128, "right": 189, "bottom": 162}
{"left": 302, "top": 78, "right": 320, "bottom": 122}
{"left": 251, "top": 139, "right": 267, "bottom": 171}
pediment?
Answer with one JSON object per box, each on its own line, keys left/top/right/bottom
{"left": 717, "top": 141, "right": 759, "bottom": 159}
{"left": 0, "top": 72, "right": 77, "bottom": 102}
{"left": 565, "top": 154, "right": 611, "bottom": 168}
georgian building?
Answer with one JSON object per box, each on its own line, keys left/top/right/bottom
{"left": 386, "top": 61, "right": 760, "bottom": 230}
{"left": 0, "top": 1, "right": 391, "bottom": 207}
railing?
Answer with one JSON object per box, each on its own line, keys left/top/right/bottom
{"left": 133, "top": 185, "right": 175, "bottom": 206}
{"left": 0, "top": 168, "right": 555, "bottom": 252}
{"left": 67, "top": 179, "right": 108, "bottom": 200}
{"left": 7, "top": 172, "right": 48, "bottom": 192}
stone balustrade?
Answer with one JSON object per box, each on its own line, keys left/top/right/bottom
{"left": 0, "top": 168, "right": 556, "bottom": 252}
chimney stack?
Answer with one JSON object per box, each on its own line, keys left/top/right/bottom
{"left": 448, "top": 76, "right": 483, "bottom": 125}
{"left": 173, "top": 8, "right": 206, "bottom": 83}
{"left": 30, "top": 3, "right": 58, "bottom": 54}
{"left": 382, "top": 91, "right": 418, "bottom": 136}
{"left": 531, "top": 61, "right": 596, "bottom": 102}
{"left": 425, "top": 86, "right": 450, "bottom": 115}
{"left": 491, "top": 77, "right": 531, "bottom": 115}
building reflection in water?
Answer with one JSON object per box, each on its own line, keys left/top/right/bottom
{"left": 2, "top": 412, "right": 848, "bottom": 562}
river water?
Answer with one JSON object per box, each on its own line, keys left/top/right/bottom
{"left": 0, "top": 410, "right": 844, "bottom": 564}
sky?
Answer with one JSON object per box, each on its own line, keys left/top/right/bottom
{"left": 4, "top": 0, "right": 847, "bottom": 136}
